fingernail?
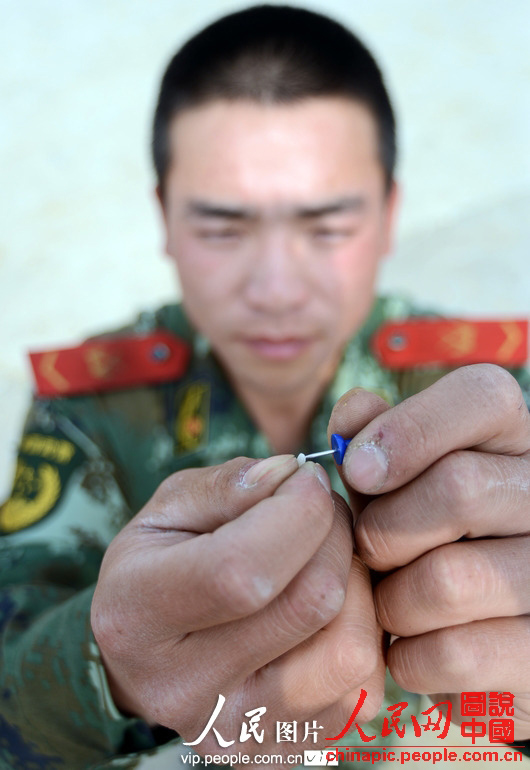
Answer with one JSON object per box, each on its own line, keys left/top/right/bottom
{"left": 298, "top": 461, "right": 332, "bottom": 494}
{"left": 346, "top": 443, "right": 388, "bottom": 492}
{"left": 240, "top": 454, "right": 297, "bottom": 488}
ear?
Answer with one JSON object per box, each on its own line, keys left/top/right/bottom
{"left": 381, "top": 180, "right": 400, "bottom": 258}
{"left": 154, "top": 184, "right": 172, "bottom": 257}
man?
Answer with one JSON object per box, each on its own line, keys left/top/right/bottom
{"left": 1, "top": 5, "right": 529, "bottom": 769}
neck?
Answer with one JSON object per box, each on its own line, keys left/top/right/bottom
{"left": 233, "top": 375, "right": 332, "bottom": 454}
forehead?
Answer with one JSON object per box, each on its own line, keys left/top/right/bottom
{"left": 165, "top": 97, "right": 384, "bottom": 205}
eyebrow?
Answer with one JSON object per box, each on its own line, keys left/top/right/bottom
{"left": 296, "top": 196, "right": 367, "bottom": 218}
{"left": 184, "top": 195, "right": 366, "bottom": 221}
{"left": 185, "top": 201, "right": 257, "bottom": 220}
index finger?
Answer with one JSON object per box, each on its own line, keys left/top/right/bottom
{"left": 138, "top": 454, "right": 300, "bottom": 533}
{"left": 331, "top": 365, "right": 530, "bottom": 494}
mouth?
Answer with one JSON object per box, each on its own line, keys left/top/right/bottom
{"left": 241, "top": 337, "right": 314, "bottom": 361}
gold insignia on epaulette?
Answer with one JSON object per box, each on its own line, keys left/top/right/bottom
{"left": 498, "top": 322, "right": 523, "bottom": 360}
{"left": 84, "top": 346, "right": 120, "bottom": 379}
{"left": 175, "top": 382, "right": 210, "bottom": 453}
{"left": 441, "top": 323, "right": 477, "bottom": 357}
{"left": 40, "top": 351, "right": 69, "bottom": 392}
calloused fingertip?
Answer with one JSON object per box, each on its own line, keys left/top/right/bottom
{"left": 239, "top": 454, "right": 298, "bottom": 488}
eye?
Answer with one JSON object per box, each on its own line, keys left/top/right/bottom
{"left": 310, "top": 227, "right": 353, "bottom": 243}
{"left": 196, "top": 228, "right": 244, "bottom": 242}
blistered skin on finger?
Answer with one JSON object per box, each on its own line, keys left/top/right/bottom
{"left": 341, "top": 366, "right": 530, "bottom": 496}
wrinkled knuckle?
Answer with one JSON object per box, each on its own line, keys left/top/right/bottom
{"left": 288, "top": 571, "right": 345, "bottom": 630}
{"left": 91, "top": 596, "right": 131, "bottom": 659}
{"left": 427, "top": 545, "right": 474, "bottom": 616}
{"left": 476, "top": 362, "right": 517, "bottom": 387}
{"left": 495, "top": 369, "right": 525, "bottom": 415}
{"left": 332, "top": 637, "right": 378, "bottom": 694}
{"left": 438, "top": 452, "right": 482, "bottom": 524}
{"left": 477, "top": 364, "right": 524, "bottom": 415}
{"left": 154, "top": 468, "right": 197, "bottom": 511}
{"left": 155, "top": 471, "right": 180, "bottom": 502}
{"left": 214, "top": 551, "right": 268, "bottom": 615}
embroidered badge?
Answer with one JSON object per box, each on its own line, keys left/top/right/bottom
{"left": 174, "top": 382, "right": 210, "bottom": 454}
{"left": 0, "top": 433, "right": 83, "bottom": 533}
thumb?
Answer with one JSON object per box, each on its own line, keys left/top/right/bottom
{"left": 328, "top": 388, "right": 391, "bottom": 515}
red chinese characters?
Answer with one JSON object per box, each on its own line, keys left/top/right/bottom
{"left": 460, "top": 692, "right": 515, "bottom": 744}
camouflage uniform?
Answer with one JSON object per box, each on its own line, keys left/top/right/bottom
{"left": 1, "top": 297, "right": 529, "bottom": 769}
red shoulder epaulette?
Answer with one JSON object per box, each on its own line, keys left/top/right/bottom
{"left": 29, "top": 331, "right": 190, "bottom": 397}
{"left": 372, "top": 319, "right": 528, "bottom": 369}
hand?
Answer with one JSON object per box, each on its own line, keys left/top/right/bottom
{"left": 329, "top": 364, "right": 530, "bottom": 739}
{"left": 91, "top": 455, "right": 384, "bottom": 760}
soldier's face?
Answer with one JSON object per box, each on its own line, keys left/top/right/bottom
{"left": 159, "top": 97, "right": 398, "bottom": 398}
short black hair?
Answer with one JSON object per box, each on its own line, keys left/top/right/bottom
{"left": 153, "top": 4, "right": 396, "bottom": 195}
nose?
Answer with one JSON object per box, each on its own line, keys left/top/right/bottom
{"left": 243, "top": 229, "right": 310, "bottom": 314}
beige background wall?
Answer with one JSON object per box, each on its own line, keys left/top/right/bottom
{"left": 1, "top": 0, "right": 529, "bottom": 497}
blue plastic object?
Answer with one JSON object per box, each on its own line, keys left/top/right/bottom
{"left": 330, "top": 433, "right": 351, "bottom": 465}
